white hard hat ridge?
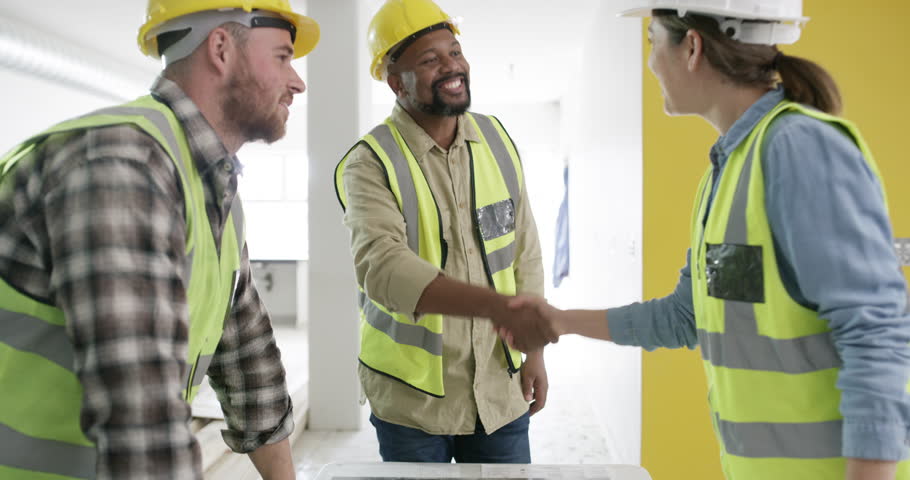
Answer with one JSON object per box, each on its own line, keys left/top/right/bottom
{"left": 617, "top": 0, "right": 808, "bottom": 45}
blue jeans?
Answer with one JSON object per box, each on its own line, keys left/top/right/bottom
{"left": 369, "top": 412, "right": 531, "bottom": 463}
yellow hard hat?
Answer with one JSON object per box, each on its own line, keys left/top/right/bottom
{"left": 367, "top": 0, "right": 460, "bottom": 81}
{"left": 138, "top": 0, "right": 320, "bottom": 59}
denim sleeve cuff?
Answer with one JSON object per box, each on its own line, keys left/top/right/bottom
{"left": 843, "top": 419, "right": 910, "bottom": 461}
{"left": 607, "top": 305, "right": 642, "bottom": 347}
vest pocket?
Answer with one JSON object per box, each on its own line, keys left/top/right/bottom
{"left": 705, "top": 243, "right": 765, "bottom": 303}
{"left": 476, "top": 199, "right": 515, "bottom": 241}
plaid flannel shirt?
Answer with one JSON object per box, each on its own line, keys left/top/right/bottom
{"left": 0, "top": 75, "right": 293, "bottom": 479}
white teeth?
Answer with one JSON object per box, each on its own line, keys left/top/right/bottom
{"left": 444, "top": 79, "right": 462, "bottom": 89}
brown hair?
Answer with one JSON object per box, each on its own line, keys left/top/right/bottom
{"left": 653, "top": 9, "right": 842, "bottom": 114}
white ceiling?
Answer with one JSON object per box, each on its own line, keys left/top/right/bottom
{"left": 0, "top": 0, "right": 608, "bottom": 105}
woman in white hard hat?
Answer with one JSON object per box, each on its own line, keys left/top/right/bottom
{"left": 502, "top": 1, "right": 910, "bottom": 479}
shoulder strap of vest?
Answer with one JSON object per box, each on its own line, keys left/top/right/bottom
{"left": 466, "top": 112, "right": 523, "bottom": 202}
{"left": 0, "top": 95, "right": 199, "bottom": 253}
{"left": 757, "top": 100, "right": 886, "bottom": 207}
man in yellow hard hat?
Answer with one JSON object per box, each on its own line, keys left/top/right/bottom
{"left": 0, "top": 1, "right": 317, "bottom": 478}
{"left": 334, "top": 0, "right": 556, "bottom": 463}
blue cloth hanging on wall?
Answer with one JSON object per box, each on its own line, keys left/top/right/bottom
{"left": 553, "top": 164, "right": 569, "bottom": 288}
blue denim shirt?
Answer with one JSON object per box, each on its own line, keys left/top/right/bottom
{"left": 609, "top": 87, "right": 910, "bottom": 461}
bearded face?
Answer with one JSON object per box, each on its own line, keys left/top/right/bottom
{"left": 401, "top": 71, "right": 471, "bottom": 117}
{"left": 223, "top": 49, "right": 290, "bottom": 144}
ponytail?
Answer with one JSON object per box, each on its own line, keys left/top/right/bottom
{"left": 776, "top": 53, "right": 842, "bottom": 115}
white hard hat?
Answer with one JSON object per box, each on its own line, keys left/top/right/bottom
{"left": 618, "top": 0, "right": 809, "bottom": 45}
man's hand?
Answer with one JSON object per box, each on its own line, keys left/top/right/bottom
{"left": 492, "top": 295, "right": 564, "bottom": 352}
{"left": 846, "top": 458, "right": 897, "bottom": 480}
{"left": 521, "top": 350, "right": 549, "bottom": 416}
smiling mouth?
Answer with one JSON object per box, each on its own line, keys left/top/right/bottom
{"left": 434, "top": 75, "right": 466, "bottom": 95}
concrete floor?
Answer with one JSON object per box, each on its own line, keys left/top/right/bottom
{"left": 293, "top": 336, "right": 624, "bottom": 479}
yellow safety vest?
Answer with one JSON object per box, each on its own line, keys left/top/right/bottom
{"left": 0, "top": 96, "right": 243, "bottom": 479}
{"left": 691, "top": 100, "right": 910, "bottom": 479}
{"left": 335, "top": 112, "right": 523, "bottom": 397}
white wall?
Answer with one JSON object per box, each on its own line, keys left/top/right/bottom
{"left": 305, "top": 0, "right": 370, "bottom": 430}
{"left": 552, "top": 3, "right": 644, "bottom": 465}
{"left": 0, "top": 68, "right": 125, "bottom": 152}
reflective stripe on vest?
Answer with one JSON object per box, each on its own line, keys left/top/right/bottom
{"left": 0, "top": 423, "right": 94, "bottom": 479}
{"left": 715, "top": 416, "right": 842, "bottom": 459}
{"left": 335, "top": 112, "right": 524, "bottom": 396}
{"left": 359, "top": 291, "right": 443, "bottom": 356}
{"left": 0, "top": 309, "right": 74, "bottom": 372}
{"left": 370, "top": 123, "right": 421, "bottom": 254}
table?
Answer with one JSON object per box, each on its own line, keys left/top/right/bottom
{"left": 313, "top": 462, "right": 652, "bottom": 480}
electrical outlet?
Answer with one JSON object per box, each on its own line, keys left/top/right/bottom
{"left": 896, "top": 238, "right": 910, "bottom": 267}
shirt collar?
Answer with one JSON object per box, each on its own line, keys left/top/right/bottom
{"left": 389, "top": 102, "right": 480, "bottom": 162}
{"left": 149, "top": 75, "right": 239, "bottom": 175}
{"left": 710, "top": 86, "right": 786, "bottom": 167}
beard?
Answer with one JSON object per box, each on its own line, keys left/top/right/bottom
{"left": 223, "top": 55, "right": 287, "bottom": 144}
{"left": 405, "top": 73, "right": 471, "bottom": 117}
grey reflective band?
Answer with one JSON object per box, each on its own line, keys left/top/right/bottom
{"left": 486, "top": 241, "right": 516, "bottom": 275}
{"left": 697, "top": 326, "right": 841, "bottom": 373}
{"left": 476, "top": 199, "right": 515, "bottom": 241}
{"left": 470, "top": 114, "right": 520, "bottom": 203}
{"left": 723, "top": 137, "right": 757, "bottom": 245}
{"left": 0, "top": 422, "right": 95, "bottom": 479}
{"left": 231, "top": 192, "right": 245, "bottom": 252}
{"left": 192, "top": 354, "right": 214, "bottom": 387}
{"left": 699, "top": 135, "right": 841, "bottom": 374}
{"left": 370, "top": 124, "right": 420, "bottom": 255}
{"left": 359, "top": 292, "right": 442, "bottom": 356}
{"left": 0, "top": 309, "right": 74, "bottom": 372}
{"left": 717, "top": 415, "right": 842, "bottom": 458}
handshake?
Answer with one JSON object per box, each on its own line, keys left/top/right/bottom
{"left": 489, "top": 295, "right": 565, "bottom": 352}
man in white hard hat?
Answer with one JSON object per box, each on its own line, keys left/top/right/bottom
{"left": 334, "top": 0, "right": 555, "bottom": 464}
{"left": 0, "top": 1, "right": 318, "bottom": 478}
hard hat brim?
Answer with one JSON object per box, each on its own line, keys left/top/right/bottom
{"left": 617, "top": 5, "right": 808, "bottom": 23}
{"left": 285, "top": 12, "right": 320, "bottom": 58}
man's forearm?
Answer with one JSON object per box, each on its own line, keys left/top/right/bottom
{"left": 415, "top": 274, "right": 508, "bottom": 318}
{"left": 248, "top": 438, "right": 295, "bottom": 480}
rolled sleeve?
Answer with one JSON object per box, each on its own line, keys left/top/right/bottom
{"left": 341, "top": 145, "right": 442, "bottom": 315}
{"left": 206, "top": 246, "right": 293, "bottom": 453}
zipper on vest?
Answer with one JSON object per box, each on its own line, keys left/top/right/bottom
{"left": 694, "top": 171, "right": 714, "bottom": 280}
{"left": 468, "top": 147, "right": 519, "bottom": 377}
{"left": 186, "top": 351, "right": 201, "bottom": 401}
{"left": 503, "top": 341, "right": 519, "bottom": 378}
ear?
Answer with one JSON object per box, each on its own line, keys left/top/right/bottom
{"left": 387, "top": 73, "right": 404, "bottom": 98}
{"left": 205, "top": 27, "right": 235, "bottom": 77}
{"left": 684, "top": 29, "right": 704, "bottom": 72}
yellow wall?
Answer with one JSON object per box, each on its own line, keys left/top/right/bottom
{"left": 640, "top": 1, "right": 910, "bottom": 478}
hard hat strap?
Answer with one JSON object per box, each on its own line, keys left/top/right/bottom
{"left": 146, "top": 9, "right": 296, "bottom": 66}
{"left": 388, "top": 22, "right": 454, "bottom": 64}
